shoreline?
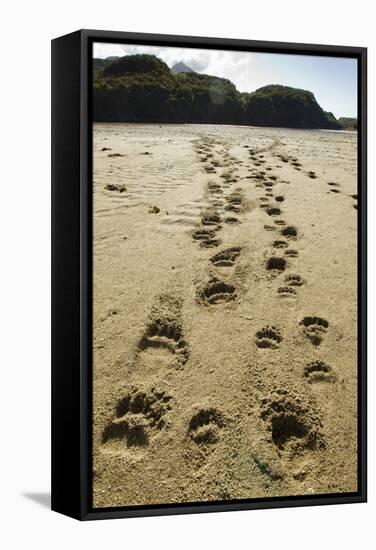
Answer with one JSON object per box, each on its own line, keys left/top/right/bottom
{"left": 93, "top": 120, "right": 356, "bottom": 132}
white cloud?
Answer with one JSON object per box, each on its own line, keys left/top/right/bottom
{"left": 93, "top": 43, "right": 257, "bottom": 92}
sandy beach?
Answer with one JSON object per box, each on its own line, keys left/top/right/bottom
{"left": 92, "top": 122, "right": 358, "bottom": 508}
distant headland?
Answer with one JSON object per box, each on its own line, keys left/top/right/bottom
{"left": 93, "top": 54, "right": 356, "bottom": 130}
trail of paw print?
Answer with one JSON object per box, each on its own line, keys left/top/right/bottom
{"left": 193, "top": 136, "right": 221, "bottom": 170}
{"left": 201, "top": 210, "right": 222, "bottom": 226}
{"left": 281, "top": 225, "right": 298, "bottom": 239}
{"left": 224, "top": 190, "right": 244, "bottom": 214}
{"left": 192, "top": 228, "right": 221, "bottom": 249}
{"left": 277, "top": 286, "right": 297, "bottom": 297}
{"left": 277, "top": 273, "right": 305, "bottom": 298}
{"left": 138, "top": 314, "right": 189, "bottom": 367}
{"left": 281, "top": 153, "right": 315, "bottom": 176}
{"left": 188, "top": 408, "right": 225, "bottom": 445}
{"left": 191, "top": 209, "right": 223, "bottom": 249}
{"left": 255, "top": 316, "right": 329, "bottom": 350}
{"left": 273, "top": 240, "right": 288, "bottom": 249}
{"left": 255, "top": 325, "right": 282, "bottom": 349}
{"left": 327, "top": 182, "right": 357, "bottom": 211}
{"left": 191, "top": 137, "right": 236, "bottom": 248}
{"left": 260, "top": 388, "right": 324, "bottom": 453}
{"left": 259, "top": 197, "right": 303, "bottom": 293}
{"left": 207, "top": 181, "right": 223, "bottom": 195}
{"left": 266, "top": 256, "right": 287, "bottom": 273}
{"left": 255, "top": 179, "right": 286, "bottom": 240}
{"left": 279, "top": 226, "right": 299, "bottom": 259}
{"left": 102, "top": 388, "right": 172, "bottom": 448}
{"left": 300, "top": 316, "right": 329, "bottom": 346}
{"left": 285, "top": 249, "right": 298, "bottom": 258}
{"left": 304, "top": 360, "right": 335, "bottom": 383}
{"left": 133, "top": 293, "right": 190, "bottom": 377}
{"left": 258, "top": 183, "right": 303, "bottom": 294}
{"left": 327, "top": 181, "right": 357, "bottom": 212}
{"left": 307, "top": 170, "right": 318, "bottom": 179}
{"left": 266, "top": 206, "right": 282, "bottom": 217}
{"left": 197, "top": 277, "right": 237, "bottom": 306}
{"left": 210, "top": 246, "right": 242, "bottom": 268}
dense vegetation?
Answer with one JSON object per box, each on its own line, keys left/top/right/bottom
{"left": 338, "top": 117, "right": 357, "bottom": 130}
{"left": 93, "top": 54, "right": 346, "bottom": 130}
{"left": 242, "top": 85, "right": 340, "bottom": 129}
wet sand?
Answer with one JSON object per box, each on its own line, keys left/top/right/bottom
{"left": 92, "top": 123, "right": 358, "bottom": 508}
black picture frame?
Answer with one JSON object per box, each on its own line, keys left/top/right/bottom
{"left": 51, "top": 29, "right": 367, "bottom": 520}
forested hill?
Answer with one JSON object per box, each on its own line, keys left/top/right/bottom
{"left": 337, "top": 117, "right": 357, "bottom": 130}
{"left": 93, "top": 54, "right": 344, "bottom": 130}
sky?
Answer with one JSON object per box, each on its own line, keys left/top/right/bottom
{"left": 93, "top": 43, "right": 357, "bottom": 118}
